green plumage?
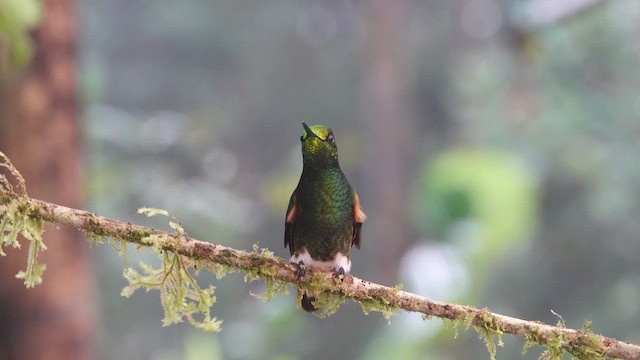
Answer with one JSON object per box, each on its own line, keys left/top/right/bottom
{"left": 289, "top": 166, "right": 355, "bottom": 260}
{"left": 285, "top": 123, "right": 365, "bottom": 311}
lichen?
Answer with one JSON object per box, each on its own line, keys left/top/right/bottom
{"left": 473, "top": 308, "right": 504, "bottom": 360}
{"left": 291, "top": 269, "right": 351, "bottom": 317}
{"left": 108, "top": 238, "right": 129, "bottom": 262}
{"left": 121, "top": 251, "right": 222, "bottom": 332}
{"left": 539, "top": 331, "right": 564, "bottom": 360}
{"left": 14, "top": 213, "right": 46, "bottom": 288}
{"left": 140, "top": 233, "right": 169, "bottom": 254}
{"left": 204, "top": 261, "right": 234, "bottom": 279}
{"left": 519, "top": 324, "right": 563, "bottom": 359}
{"left": 520, "top": 311, "right": 607, "bottom": 360}
{"left": 0, "top": 152, "right": 46, "bottom": 287}
{"left": 521, "top": 334, "right": 535, "bottom": 356}
{"left": 0, "top": 197, "right": 23, "bottom": 254}
{"left": 244, "top": 261, "right": 287, "bottom": 303}
{"left": 244, "top": 248, "right": 288, "bottom": 303}
{"left": 251, "top": 277, "right": 288, "bottom": 303}
{"left": 551, "top": 309, "right": 566, "bottom": 328}
{"left": 439, "top": 308, "right": 509, "bottom": 360}
{"left": 358, "top": 295, "right": 399, "bottom": 322}
{"left": 84, "top": 213, "right": 107, "bottom": 245}
{"left": 449, "top": 322, "right": 463, "bottom": 342}
{"left": 84, "top": 230, "right": 105, "bottom": 245}
{"left": 252, "top": 242, "right": 274, "bottom": 258}
{"left": 137, "top": 207, "right": 171, "bottom": 218}
{"left": 117, "top": 207, "right": 223, "bottom": 331}
{"left": 312, "top": 291, "right": 346, "bottom": 318}
{"left": 566, "top": 330, "right": 606, "bottom": 359}
{"left": 0, "top": 151, "right": 27, "bottom": 196}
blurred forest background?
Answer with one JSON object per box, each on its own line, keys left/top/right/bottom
{"left": 2, "top": 0, "right": 640, "bottom": 359}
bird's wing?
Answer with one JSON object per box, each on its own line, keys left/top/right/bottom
{"left": 285, "top": 190, "right": 299, "bottom": 255}
{"left": 352, "top": 191, "right": 366, "bottom": 249}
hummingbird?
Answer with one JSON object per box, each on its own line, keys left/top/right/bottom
{"left": 285, "top": 122, "right": 366, "bottom": 312}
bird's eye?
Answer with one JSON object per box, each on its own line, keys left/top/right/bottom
{"left": 327, "top": 134, "right": 335, "bottom": 144}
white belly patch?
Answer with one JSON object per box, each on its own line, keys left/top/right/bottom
{"left": 290, "top": 248, "right": 351, "bottom": 273}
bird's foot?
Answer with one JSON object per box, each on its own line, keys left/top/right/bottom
{"left": 295, "top": 261, "right": 306, "bottom": 281}
{"left": 333, "top": 267, "right": 345, "bottom": 282}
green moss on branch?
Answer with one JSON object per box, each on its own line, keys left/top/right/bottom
{"left": 1, "top": 151, "right": 640, "bottom": 359}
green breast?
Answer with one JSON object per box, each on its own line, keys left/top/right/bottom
{"left": 293, "top": 167, "right": 354, "bottom": 261}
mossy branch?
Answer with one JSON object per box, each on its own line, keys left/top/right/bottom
{"left": 1, "top": 151, "right": 639, "bottom": 359}
{"left": 0, "top": 192, "right": 639, "bottom": 359}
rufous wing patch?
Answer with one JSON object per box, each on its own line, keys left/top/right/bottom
{"left": 286, "top": 203, "right": 298, "bottom": 224}
{"left": 352, "top": 192, "right": 366, "bottom": 249}
{"left": 285, "top": 193, "right": 299, "bottom": 252}
{"left": 354, "top": 192, "right": 367, "bottom": 223}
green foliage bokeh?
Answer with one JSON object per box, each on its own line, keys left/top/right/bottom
{"left": 0, "top": 0, "right": 42, "bottom": 71}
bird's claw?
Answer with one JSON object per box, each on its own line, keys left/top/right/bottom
{"left": 334, "top": 267, "right": 345, "bottom": 282}
{"left": 295, "top": 261, "right": 306, "bottom": 281}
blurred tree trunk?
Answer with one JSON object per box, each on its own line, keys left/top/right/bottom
{"left": 361, "top": 0, "right": 415, "bottom": 285}
{"left": 0, "top": 0, "right": 96, "bottom": 359}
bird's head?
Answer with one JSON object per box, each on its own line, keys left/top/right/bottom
{"left": 300, "top": 122, "right": 339, "bottom": 168}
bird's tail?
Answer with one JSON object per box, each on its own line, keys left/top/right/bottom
{"left": 298, "top": 289, "right": 318, "bottom": 312}
{"left": 301, "top": 293, "right": 317, "bottom": 312}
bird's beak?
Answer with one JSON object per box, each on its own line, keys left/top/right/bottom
{"left": 302, "top": 122, "right": 317, "bottom": 139}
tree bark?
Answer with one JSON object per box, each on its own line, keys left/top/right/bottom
{"left": 361, "top": 0, "right": 415, "bottom": 285}
{"left": 0, "top": 0, "right": 96, "bottom": 359}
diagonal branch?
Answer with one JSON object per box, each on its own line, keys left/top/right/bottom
{"left": 1, "top": 190, "right": 639, "bottom": 360}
